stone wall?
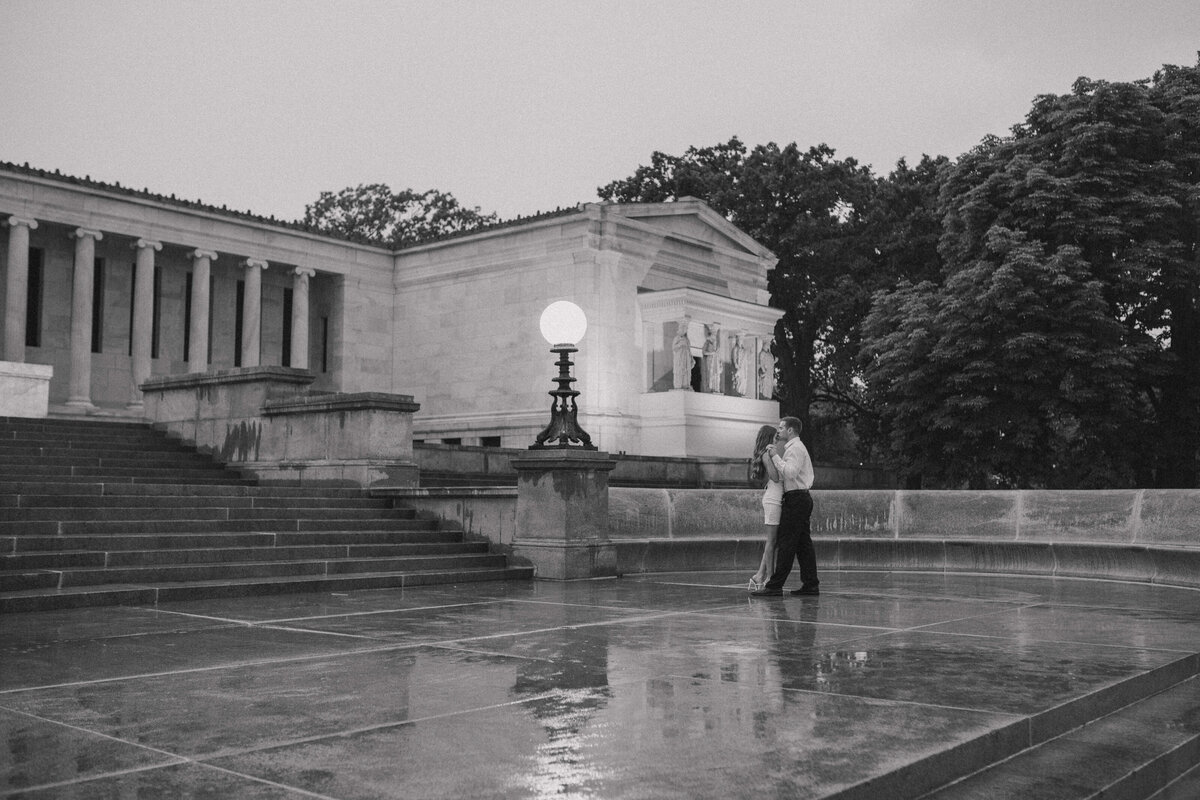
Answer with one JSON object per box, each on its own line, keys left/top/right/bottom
{"left": 388, "top": 486, "right": 1200, "bottom": 588}
{"left": 608, "top": 488, "right": 1200, "bottom": 588}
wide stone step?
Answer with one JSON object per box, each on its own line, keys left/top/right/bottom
{"left": 0, "top": 482, "right": 373, "bottom": 497}
{"left": 0, "top": 465, "right": 240, "bottom": 481}
{"left": 0, "top": 454, "right": 226, "bottom": 469}
{"left": 0, "top": 494, "right": 398, "bottom": 510}
{"left": 0, "top": 565, "right": 535, "bottom": 613}
{"left": 0, "top": 517, "right": 441, "bottom": 535}
{"left": 4, "top": 529, "right": 461, "bottom": 553}
{"left": 2, "top": 541, "right": 487, "bottom": 570}
{"left": 0, "top": 440, "right": 207, "bottom": 455}
{"left": 0, "top": 416, "right": 533, "bottom": 612}
{"left": 922, "top": 674, "right": 1200, "bottom": 799}
{"left": 3, "top": 552, "right": 510, "bottom": 590}
{"left": 0, "top": 505, "right": 413, "bottom": 522}
{"left": 0, "top": 418, "right": 151, "bottom": 433}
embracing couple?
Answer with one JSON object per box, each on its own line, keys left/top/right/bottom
{"left": 747, "top": 417, "right": 819, "bottom": 597}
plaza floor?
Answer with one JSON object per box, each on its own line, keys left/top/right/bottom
{"left": 1, "top": 570, "right": 1198, "bottom": 799}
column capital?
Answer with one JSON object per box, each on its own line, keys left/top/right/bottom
{"left": 293, "top": 266, "right": 316, "bottom": 278}
{"left": 6, "top": 216, "right": 38, "bottom": 230}
{"left": 192, "top": 249, "right": 218, "bottom": 261}
{"left": 243, "top": 258, "right": 269, "bottom": 270}
{"left": 73, "top": 227, "right": 103, "bottom": 242}
{"left": 135, "top": 238, "right": 163, "bottom": 251}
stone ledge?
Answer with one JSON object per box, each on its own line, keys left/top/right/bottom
{"left": 141, "top": 366, "right": 314, "bottom": 391}
{"left": 263, "top": 392, "right": 420, "bottom": 415}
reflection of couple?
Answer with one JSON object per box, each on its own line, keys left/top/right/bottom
{"left": 747, "top": 417, "right": 819, "bottom": 597}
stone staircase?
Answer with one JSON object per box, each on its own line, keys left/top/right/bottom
{"left": 0, "top": 416, "right": 532, "bottom": 613}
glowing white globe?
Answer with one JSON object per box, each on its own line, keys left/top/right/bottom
{"left": 539, "top": 300, "right": 588, "bottom": 345}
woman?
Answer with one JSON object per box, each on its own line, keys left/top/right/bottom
{"left": 748, "top": 424, "right": 783, "bottom": 591}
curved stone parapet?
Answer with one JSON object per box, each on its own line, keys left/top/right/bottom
{"left": 610, "top": 488, "right": 1200, "bottom": 588}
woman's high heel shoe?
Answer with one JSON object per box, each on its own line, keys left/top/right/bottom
{"left": 748, "top": 576, "right": 763, "bottom": 592}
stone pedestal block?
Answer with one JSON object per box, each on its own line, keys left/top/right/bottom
{"left": 511, "top": 449, "right": 617, "bottom": 579}
{"left": 141, "top": 368, "right": 420, "bottom": 487}
{"left": 0, "top": 361, "right": 53, "bottom": 417}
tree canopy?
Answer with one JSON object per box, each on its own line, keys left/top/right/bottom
{"left": 303, "top": 183, "right": 497, "bottom": 248}
{"left": 863, "top": 60, "right": 1199, "bottom": 487}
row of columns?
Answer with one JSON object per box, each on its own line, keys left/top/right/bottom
{"left": 3, "top": 217, "right": 316, "bottom": 411}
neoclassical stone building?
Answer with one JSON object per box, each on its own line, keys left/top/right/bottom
{"left": 1, "top": 163, "right": 782, "bottom": 456}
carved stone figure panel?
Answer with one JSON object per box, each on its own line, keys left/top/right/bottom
{"left": 731, "top": 334, "right": 749, "bottom": 397}
{"left": 702, "top": 322, "right": 721, "bottom": 393}
{"left": 671, "top": 317, "right": 692, "bottom": 390}
{"left": 758, "top": 340, "right": 776, "bottom": 399}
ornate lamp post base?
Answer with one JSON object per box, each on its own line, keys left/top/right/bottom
{"left": 529, "top": 344, "right": 596, "bottom": 450}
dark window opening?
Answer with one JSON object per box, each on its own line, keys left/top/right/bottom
{"left": 481, "top": 436, "right": 502, "bottom": 448}
{"left": 206, "top": 274, "right": 215, "bottom": 365}
{"left": 91, "top": 257, "right": 105, "bottom": 353}
{"left": 128, "top": 261, "right": 136, "bottom": 357}
{"left": 441, "top": 437, "right": 461, "bottom": 445}
{"left": 234, "top": 280, "right": 245, "bottom": 367}
{"left": 282, "top": 287, "right": 293, "bottom": 367}
{"left": 321, "top": 316, "right": 329, "bottom": 373}
{"left": 25, "top": 248, "right": 43, "bottom": 347}
{"left": 151, "top": 266, "right": 162, "bottom": 359}
{"left": 690, "top": 356, "right": 702, "bottom": 392}
{"left": 183, "top": 272, "right": 192, "bottom": 361}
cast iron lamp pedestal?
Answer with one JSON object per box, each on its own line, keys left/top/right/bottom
{"left": 530, "top": 343, "right": 595, "bottom": 450}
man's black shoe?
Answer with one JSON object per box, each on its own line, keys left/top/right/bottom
{"left": 749, "top": 588, "right": 782, "bottom": 597}
{"left": 789, "top": 586, "right": 820, "bottom": 596}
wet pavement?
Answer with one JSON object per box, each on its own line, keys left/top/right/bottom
{"left": 1, "top": 570, "right": 1198, "bottom": 799}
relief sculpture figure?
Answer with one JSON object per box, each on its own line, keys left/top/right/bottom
{"left": 732, "top": 334, "right": 749, "bottom": 397}
{"left": 702, "top": 322, "right": 722, "bottom": 393}
{"left": 758, "top": 340, "right": 776, "bottom": 399}
{"left": 671, "top": 319, "right": 693, "bottom": 390}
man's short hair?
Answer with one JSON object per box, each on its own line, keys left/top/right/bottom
{"left": 780, "top": 416, "right": 803, "bottom": 436}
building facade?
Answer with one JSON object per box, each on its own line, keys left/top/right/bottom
{"left": 1, "top": 163, "right": 782, "bottom": 456}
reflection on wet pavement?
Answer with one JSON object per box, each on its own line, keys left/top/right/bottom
{"left": 1, "top": 571, "right": 1198, "bottom": 798}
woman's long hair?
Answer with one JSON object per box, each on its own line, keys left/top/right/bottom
{"left": 749, "top": 424, "right": 776, "bottom": 483}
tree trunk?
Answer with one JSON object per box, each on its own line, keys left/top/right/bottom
{"left": 773, "top": 316, "right": 816, "bottom": 444}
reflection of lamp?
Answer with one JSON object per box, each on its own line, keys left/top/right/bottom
{"left": 530, "top": 301, "right": 596, "bottom": 450}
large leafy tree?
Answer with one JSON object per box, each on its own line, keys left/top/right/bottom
{"left": 303, "top": 183, "right": 497, "bottom": 248}
{"left": 862, "top": 228, "right": 1136, "bottom": 488}
{"left": 599, "top": 138, "right": 878, "bottom": 441}
{"left": 864, "top": 60, "right": 1200, "bottom": 487}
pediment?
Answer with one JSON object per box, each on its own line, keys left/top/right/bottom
{"left": 605, "top": 197, "right": 775, "bottom": 261}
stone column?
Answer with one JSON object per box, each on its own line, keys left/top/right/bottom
{"left": 3, "top": 216, "right": 38, "bottom": 362}
{"left": 291, "top": 267, "right": 315, "bottom": 370}
{"left": 510, "top": 450, "right": 618, "bottom": 579}
{"left": 127, "top": 238, "right": 161, "bottom": 410}
{"left": 66, "top": 228, "right": 103, "bottom": 410}
{"left": 241, "top": 259, "right": 267, "bottom": 367}
{"left": 188, "top": 249, "right": 216, "bottom": 373}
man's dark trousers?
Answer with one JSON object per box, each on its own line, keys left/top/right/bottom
{"left": 764, "top": 489, "right": 817, "bottom": 591}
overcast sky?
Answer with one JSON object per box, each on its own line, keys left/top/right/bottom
{"left": 3, "top": 1, "right": 1197, "bottom": 222}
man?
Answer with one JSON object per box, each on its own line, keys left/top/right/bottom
{"left": 750, "top": 416, "right": 818, "bottom": 597}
